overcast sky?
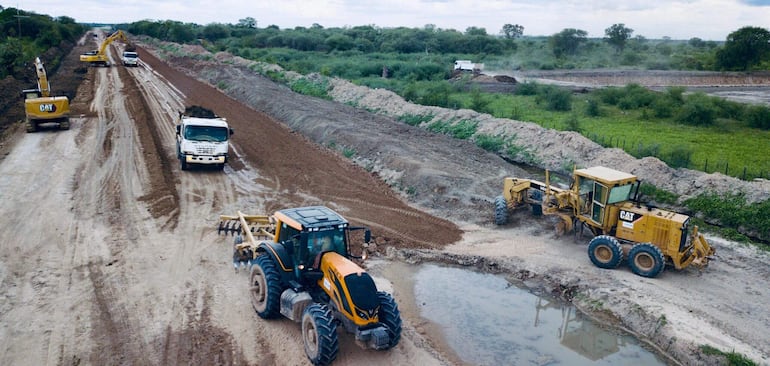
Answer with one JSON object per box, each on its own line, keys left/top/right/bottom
{"left": 6, "top": 0, "right": 770, "bottom": 40}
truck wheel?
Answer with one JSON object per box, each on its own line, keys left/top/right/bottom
{"left": 628, "top": 243, "right": 665, "bottom": 278}
{"left": 587, "top": 235, "right": 623, "bottom": 269}
{"left": 249, "top": 255, "right": 282, "bottom": 318}
{"left": 180, "top": 158, "right": 188, "bottom": 171}
{"left": 60, "top": 119, "right": 70, "bottom": 130}
{"left": 377, "top": 291, "right": 402, "bottom": 349}
{"left": 26, "top": 121, "right": 37, "bottom": 133}
{"left": 494, "top": 196, "right": 508, "bottom": 225}
{"left": 302, "top": 303, "right": 339, "bottom": 366}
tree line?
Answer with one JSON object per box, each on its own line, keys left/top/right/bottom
{"left": 122, "top": 18, "right": 770, "bottom": 72}
{"left": 0, "top": 7, "right": 87, "bottom": 78}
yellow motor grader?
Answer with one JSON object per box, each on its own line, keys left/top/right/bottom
{"left": 218, "top": 206, "right": 401, "bottom": 366}
{"left": 495, "top": 166, "right": 714, "bottom": 278}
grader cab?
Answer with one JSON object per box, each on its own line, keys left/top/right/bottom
{"left": 495, "top": 166, "right": 714, "bottom": 278}
{"left": 218, "top": 206, "right": 401, "bottom": 366}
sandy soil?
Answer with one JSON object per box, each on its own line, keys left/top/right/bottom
{"left": 1, "top": 32, "right": 769, "bottom": 366}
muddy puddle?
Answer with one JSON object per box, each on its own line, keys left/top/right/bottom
{"left": 376, "top": 260, "right": 666, "bottom": 366}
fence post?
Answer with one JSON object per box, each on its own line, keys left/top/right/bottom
{"left": 725, "top": 162, "right": 729, "bottom": 175}
{"left": 743, "top": 167, "right": 747, "bottom": 180}
{"left": 704, "top": 159, "right": 708, "bottom": 172}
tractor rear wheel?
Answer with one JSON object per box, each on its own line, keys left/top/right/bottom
{"left": 587, "top": 235, "right": 623, "bottom": 269}
{"left": 377, "top": 291, "right": 402, "bottom": 349}
{"left": 628, "top": 243, "right": 665, "bottom": 278}
{"left": 494, "top": 196, "right": 508, "bottom": 225}
{"left": 302, "top": 303, "right": 339, "bottom": 366}
{"left": 249, "top": 255, "right": 282, "bottom": 318}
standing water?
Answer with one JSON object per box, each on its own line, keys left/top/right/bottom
{"left": 412, "top": 264, "right": 667, "bottom": 366}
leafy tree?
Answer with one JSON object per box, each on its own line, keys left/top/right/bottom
{"left": 715, "top": 26, "right": 770, "bottom": 70}
{"left": 501, "top": 24, "right": 524, "bottom": 39}
{"left": 550, "top": 28, "right": 588, "bottom": 57}
{"left": 465, "top": 26, "right": 487, "bottom": 36}
{"left": 325, "top": 34, "right": 355, "bottom": 51}
{"left": 202, "top": 23, "right": 230, "bottom": 41}
{"left": 604, "top": 23, "right": 633, "bottom": 53}
{"left": 238, "top": 17, "right": 257, "bottom": 28}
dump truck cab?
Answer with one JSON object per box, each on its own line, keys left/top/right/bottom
{"left": 175, "top": 107, "right": 232, "bottom": 170}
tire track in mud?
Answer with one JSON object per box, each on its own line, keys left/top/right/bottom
{"left": 116, "top": 63, "right": 180, "bottom": 230}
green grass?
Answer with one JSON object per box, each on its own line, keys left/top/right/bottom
{"left": 700, "top": 345, "right": 756, "bottom": 366}
{"left": 449, "top": 91, "right": 770, "bottom": 180}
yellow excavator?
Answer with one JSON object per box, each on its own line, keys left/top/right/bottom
{"left": 22, "top": 57, "right": 70, "bottom": 132}
{"left": 80, "top": 30, "right": 130, "bottom": 67}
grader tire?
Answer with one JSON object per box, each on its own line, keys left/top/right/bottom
{"left": 587, "top": 235, "right": 623, "bottom": 269}
{"left": 302, "top": 303, "right": 339, "bottom": 366}
{"left": 494, "top": 196, "right": 508, "bottom": 225}
{"left": 249, "top": 255, "right": 282, "bottom": 318}
{"left": 628, "top": 243, "right": 665, "bottom": 278}
{"left": 377, "top": 291, "right": 402, "bottom": 349}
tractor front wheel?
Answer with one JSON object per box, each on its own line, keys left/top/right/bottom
{"left": 377, "top": 291, "right": 402, "bottom": 349}
{"left": 587, "top": 235, "right": 623, "bottom": 269}
{"left": 302, "top": 303, "right": 339, "bottom": 366}
{"left": 628, "top": 243, "right": 665, "bottom": 278}
{"left": 249, "top": 255, "right": 282, "bottom": 318}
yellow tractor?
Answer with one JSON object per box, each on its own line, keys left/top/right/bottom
{"left": 218, "top": 206, "right": 401, "bottom": 366}
{"left": 22, "top": 57, "right": 70, "bottom": 132}
{"left": 80, "top": 30, "right": 130, "bottom": 67}
{"left": 495, "top": 166, "right": 715, "bottom": 278}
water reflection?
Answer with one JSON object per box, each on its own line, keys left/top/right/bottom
{"left": 413, "top": 264, "right": 665, "bottom": 366}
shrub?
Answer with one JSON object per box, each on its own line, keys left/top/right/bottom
{"left": 475, "top": 134, "right": 506, "bottom": 152}
{"left": 664, "top": 145, "right": 694, "bottom": 168}
{"left": 398, "top": 113, "right": 434, "bottom": 126}
{"left": 676, "top": 93, "right": 716, "bottom": 126}
{"left": 585, "top": 99, "right": 601, "bottom": 117}
{"left": 290, "top": 77, "right": 331, "bottom": 99}
{"left": 745, "top": 104, "right": 770, "bottom": 129}
{"left": 536, "top": 85, "right": 572, "bottom": 111}
{"left": 515, "top": 81, "right": 540, "bottom": 96}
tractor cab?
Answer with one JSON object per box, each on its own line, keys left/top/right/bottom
{"left": 572, "top": 166, "right": 639, "bottom": 231}
{"left": 273, "top": 206, "right": 369, "bottom": 276}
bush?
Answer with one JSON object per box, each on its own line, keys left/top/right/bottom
{"left": 289, "top": 77, "right": 330, "bottom": 99}
{"left": 745, "top": 104, "right": 770, "bottom": 129}
{"left": 536, "top": 85, "right": 572, "bottom": 111}
{"left": 676, "top": 93, "right": 716, "bottom": 126}
{"left": 398, "top": 113, "right": 434, "bottom": 126}
{"left": 475, "top": 134, "right": 505, "bottom": 152}
{"left": 427, "top": 119, "right": 478, "bottom": 139}
{"left": 664, "top": 145, "right": 694, "bottom": 168}
{"left": 515, "top": 81, "right": 540, "bottom": 96}
{"left": 585, "top": 99, "right": 601, "bottom": 117}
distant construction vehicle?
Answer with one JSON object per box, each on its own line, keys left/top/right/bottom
{"left": 121, "top": 51, "right": 139, "bottom": 67}
{"left": 495, "top": 166, "right": 715, "bottom": 278}
{"left": 454, "top": 60, "right": 484, "bottom": 73}
{"left": 22, "top": 57, "right": 70, "bottom": 132}
{"left": 218, "top": 206, "right": 402, "bottom": 366}
{"left": 175, "top": 106, "right": 233, "bottom": 171}
{"left": 80, "top": 30, "right": 130, "bottom": 67}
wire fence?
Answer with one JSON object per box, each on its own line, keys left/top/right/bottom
{"left": 587, "top": 133, "right": 770, "bottom": 181}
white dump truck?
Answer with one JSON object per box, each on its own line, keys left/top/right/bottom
{"left": 121, "top": 51, "right": 139, "bottom": 67}
{"left": 175, "top": 106, "right": 233, "bottom": 171}
{"left": 453, "top": 60, "right": 484, "bottom": 72}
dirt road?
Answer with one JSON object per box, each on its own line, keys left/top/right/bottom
{"left": 1, "top": 32, "right": 770, "bottom": 366}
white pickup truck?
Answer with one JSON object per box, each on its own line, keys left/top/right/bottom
{"left": 175, "top": 107, "right": 233, "bottom": 171}
{"left": 121, "top": 51, "right": 139, "bottom": 67}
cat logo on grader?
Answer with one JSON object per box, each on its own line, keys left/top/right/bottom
{"left": 495, "top": 166, "right": 715, "bottom": 278}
